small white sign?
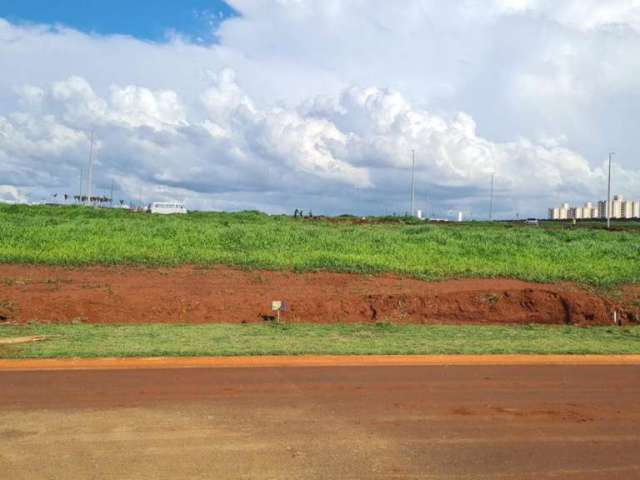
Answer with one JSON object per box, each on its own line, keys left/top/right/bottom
{"left": 272, "top": 301, "right": 282, "bottom": 311}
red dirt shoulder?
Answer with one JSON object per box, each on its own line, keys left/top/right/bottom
{"left": 0, "top": 265, "right": 637, "bottom": 326}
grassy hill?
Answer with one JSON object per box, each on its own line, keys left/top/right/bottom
{"left": 0, "top": 204, "right": 638, "bottom": 287}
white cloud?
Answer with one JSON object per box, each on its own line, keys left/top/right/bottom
{"left": 495, "top": 0, "right": 640, "bottom": 31}
{"left": 0, "top": 185, "right": 27, "bottom": 204}
{"left": 1, "top": 1, "right": 640, "bottom": 217}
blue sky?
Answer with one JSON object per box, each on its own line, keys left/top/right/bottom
{"left": 1, "top": 1, "right": 639, "bottom": 215}
{"left": 0, "top": 0, "right": 236, "bottom": 42}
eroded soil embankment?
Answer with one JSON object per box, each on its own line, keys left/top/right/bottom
{"left": 0, "top": 265, "right": 637, "bottom": 326}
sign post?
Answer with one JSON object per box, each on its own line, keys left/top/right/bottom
{"left": 271, "top": 300, "right": 288, "bottom": 323}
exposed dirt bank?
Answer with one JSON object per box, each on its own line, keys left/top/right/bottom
{"left": 0, "top": 265, "right": 637, "bottom": 325}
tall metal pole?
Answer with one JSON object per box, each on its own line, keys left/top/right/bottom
{"left": 79, "top": 168, "right": 83, "bottom": 202}
{"left": 410, "top": 149, "right": 416, "bottom": 217}
{"left": 607, "top": 152, "right": 614, "bottom": 229}
{"left": 87, "top": 131, "right": 95, "bottom": 206}
{"left": 489, "top": 173, "right": 495, "bottom": 221}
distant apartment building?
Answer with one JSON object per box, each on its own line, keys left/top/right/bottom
{"left": 549, "top": 196, "right": 640, "bottom": 220}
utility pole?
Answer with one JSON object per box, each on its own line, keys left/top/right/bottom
{"left": 410, "top": 149, "right": 416, "bottom": 217}
{"left": 607, "top": 152, "right": 614, "bottom": 229}
{"left": 86, "top": 131, "right": 95, "bottom": 206}
{"left": 110, "top": 180, "right": 115, "bottom": 207}
{"left": 78, "top": 168, "right": 83, "bottom": 203}
{"left": 489, "top": 172, "right": 495, "bottom": 221}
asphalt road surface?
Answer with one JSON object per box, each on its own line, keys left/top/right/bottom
{"left": 1, "top": 365, "right": 640, "bottom": 479}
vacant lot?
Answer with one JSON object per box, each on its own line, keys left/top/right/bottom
{"left": 0, "top": 205, "right": 639, "bottom": 286}
{"left": 1, "top": 205, "right": 638, "bottom": 359}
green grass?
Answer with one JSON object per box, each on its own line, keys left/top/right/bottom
{"left": 0, "top": 204, "right": 639, "bottom": 287}
{"left": 1, "top": 323, "right": 640, "bottom": 358}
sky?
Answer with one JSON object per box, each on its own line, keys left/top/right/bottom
{"left": 1, "top": 0, "right": 639, "bottom": 218}
{"left": 0, "top": 0, "right": 237, "bottom": 43}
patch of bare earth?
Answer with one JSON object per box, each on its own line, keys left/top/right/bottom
{"left": 2, "top": 366, "right": 640, "bottom": 479}
{"left": 0, "top": 265, "right": 637, "bottom": 326}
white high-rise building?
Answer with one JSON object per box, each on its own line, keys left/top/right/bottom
{"left": 621, "top": 198, "right": 639, "bottom": 219}
{"left": 558, "top": 203, "right": 569, "bottom": 220}
{"left": 582, "top": 202, "right": 595, "bottom": 219}
{"left": 612, "top": 195, "right": 624, "bottom": 218}
{"left": 549, "top": 196, "right": 640, "bottom": 220}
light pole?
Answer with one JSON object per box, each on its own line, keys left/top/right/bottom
{"left": 86, "top": 131, "right": 95, "bottom": 206}
{"left": 410, "top": 149, "right": 416, "bottom": 217}
{"left": 607, "top": 152, "right": 614, "bottom": 230}
{"left": 489, "top": 172, "right": 495, "bottom": 221}
{"left": 79, "top": 168, "right": 83, "bottom": 203}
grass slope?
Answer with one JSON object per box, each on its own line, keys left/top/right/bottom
{"left": 1, "top": 324, "right": 640, "bottom": 358}
{"left": 1, "top": 205, "right": 639, "bottom": 286}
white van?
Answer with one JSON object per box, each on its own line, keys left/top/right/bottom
{"left": 149, "top": 202, "right": 187, "bottom": 215}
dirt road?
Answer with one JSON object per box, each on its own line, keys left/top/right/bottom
{"left": 2, "top": 364, "right": 640, "bottom": 479}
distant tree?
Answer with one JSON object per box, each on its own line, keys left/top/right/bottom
{"left": 63, "top": 193, "right": 69, "bottom": 202}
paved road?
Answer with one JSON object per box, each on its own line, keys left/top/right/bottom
{"left": 2, "top": 365, "right": 640, "bottom": 479}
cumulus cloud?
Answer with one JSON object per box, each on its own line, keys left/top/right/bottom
{"left": 0, "top": 185, "right": 27, "bottom": 204}
{"left": 495, "top": 0, "right": 640, "bottom": 31}
{"left": 1, "top": 1, "right": 640, "bottom": 217}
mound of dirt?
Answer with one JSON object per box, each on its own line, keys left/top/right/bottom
{"left": 0, "top": 265, "right": 635, "bottom": 326}
{"left": 360, "top": 289, "right": 612, "bottom": 325}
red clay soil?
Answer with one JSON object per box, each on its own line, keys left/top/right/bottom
{"left": 2, "top": 355, "right": 640, "bottom": 372}
{"left": 3, "top": 365, "right": 640, "bottom": 479}
{"left": 0, "top": 265, "right": 637, "bottom": 326}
